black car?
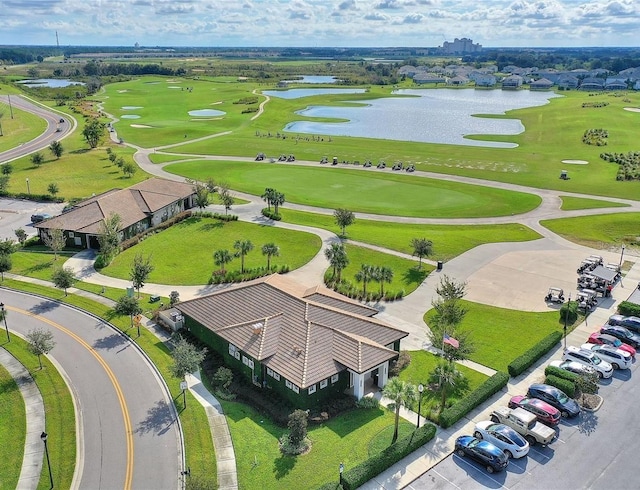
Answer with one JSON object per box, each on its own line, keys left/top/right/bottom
{"left": 30, "top": 213, "right": 52, "bottom": 223}
{"left": 454, "top": 435, "right": 508, "bottom": 474}
{"left": 608, "top": 315, "right": 640, "bottom": 334}
{"left": 527, "top": 383, "right": 580, "bottom": 418}
{"left": 600, "top": 325, "right": 640, "bottom": 349}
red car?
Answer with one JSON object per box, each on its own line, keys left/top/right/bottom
{"left": 587, "top": 332, "right": 636, "bottom": 358}
{"left": 508, "top": 395, "right": 561, "bottom": 426}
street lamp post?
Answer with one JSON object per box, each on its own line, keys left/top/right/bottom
{"left": 41, "top": 431, "right": 54, "bottom": 489}
{"left": 563, "top": 293, "right": 571, "bottom": 351}
{"left": 416, "top": 384, "right": 424, "bottom": 429}
{"left": 339, "top": 462, "right": 344, "bottom": 485}
{"left": 619, "top": 245, "right": 625, "bottom": 286}
{"left": 26, "top": 178, "right": 30, "bottom": 196}
{"left": 1, "top": 302, "right": 9, "bottom": 343}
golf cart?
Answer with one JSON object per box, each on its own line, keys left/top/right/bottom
{"left": 278, "top": 154, "right": 287, "bottom": 161}
{"left": 363, "top": 160, "right": 372, "bottom": 167}
{"left": 544, "top": 287, "right": 565, "bottom": 304}
{"left": 577, "top": 259, "right": 599, "bottom": 274}
{"left": 576, "top": 289, "right": 598, "bottom": 311}
{"left": 255, "top": 152, "right": 266, "bottom": 161}
{"left": 376, "top": 161, "right": 386, "bottom": 169}
{"left": 332, "top": 156, "right": 338, "bottom": 165}
{"left": 320, "top": 156, "right": 328, "bottom": 164}
{"left": 392, "top": 161, "right": 403, "bottom": 171}
{"left": 405, "top": 164, "right": 415, "bottom": 172}
{"left": 287, "top": 154, "right": 295, "bottom": 162}
{"left": 587, "top": 255, "right": 604, "bottom": 266}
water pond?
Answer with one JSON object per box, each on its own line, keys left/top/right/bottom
{"left": 17, "top": 78, "right": 85, "bottom": 88}
{"left": 263, "top": 88, "right": 366, "bottom": 99}
{"left": 281, "top": 76, "right": 341, "bottom": 84}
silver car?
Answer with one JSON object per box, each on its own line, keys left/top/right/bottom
{"left": 474, "top": 421, "right": 530, "bottom": 459}
{"left": 580, "top": 343, "right": 632, "bottom": 369}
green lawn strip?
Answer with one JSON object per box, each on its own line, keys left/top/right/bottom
{"left": 559, "top": 196, "right": 630, "bottom": 211}
{"left": 0, "top": 101, "right": 47, "bottom": 153}
{"left": 2, "top": 336, "right": 75, "bottom": 490}
{"left": 1, "top": 279, "right": 216, "bottom": 484}
{"left": 100, "top": 216, "right": 321, "bottom": 285}
{"left": 280, "top": 208, "right": 541, "bottom": 261}
{"left": 220, "top": 399, "right": 412, "bottom": 489}
{"left": 540, "top": 212, "right": 640, "bottom": 249}
{"left": 398, "top": 350, "right": 488, "bottom": 417}
{"left": 425, "top": 301, "right": 563, "bottom": 373}
{"left": 0, "top": 361, "right": 25, "bottom": 490}
{"left": 366, "top": 422, "right": 416, "bottom": 457}
{"left": 337, "top": 244, "right": 432, "bottom": 296}
{"left": 11, "top": 250, "right": 72, "bottom": 281}
{"left": 165, "top": 160, "right": 542, "bottom": 218}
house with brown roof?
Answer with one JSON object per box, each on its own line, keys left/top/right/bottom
{"left": 177, "top": 274, "right": 408, "bottom": 408}
{"left": 35, "top": 178, "right": 197, "bottom": 249}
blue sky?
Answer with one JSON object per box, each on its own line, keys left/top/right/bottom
{"left": 1, "top": 0, "right": 638, "bottom": 48}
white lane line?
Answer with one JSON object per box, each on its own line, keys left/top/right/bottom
{"left": 454, "top": 455, "right": 511, "bottom": 490}
{"left": 431, "top": 468, "right": 462, "bottom": 489}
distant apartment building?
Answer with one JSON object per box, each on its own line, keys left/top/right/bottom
{"left": 441, "top": 38, "right": 482, "bottom": 55}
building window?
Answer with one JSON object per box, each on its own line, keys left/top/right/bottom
{"left": 292, "top": 384, "right": 299, "bottom": 394}
{"left": 68, "top": 232, "right": 75, "bottom": 237}
{"left": 242, "top": 355, "right": 254, "bottom": 369}
{"left": 267, "top": 368, "right": 280, "bottom": 381}
{"left": 320, "top": 379, "right": 328, "bottom": 389}
{"left": 308, "top": 384, "right": 316, "bottom": 395}
{"left": 331, "top": 374, "right": 339, "bottom": 384}
{"left": 285, "top": 379, "right": 292, "bottom": 389}
{"left": 229, "top": 343, "right": 240, "bottom": 360}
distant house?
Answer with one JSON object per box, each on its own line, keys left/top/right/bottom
{"left": 177, "top": 274, "right": 408, "bottom": 408}
{"left": 397, "top": 65, "right": 420, "bottom": 78}
{"left": 604, "top": 77, "right": 628, "bottom": 90}
{"left": 447, "top": 75, "right": 469, "bottom": 86}
{"left": 473, "top": 74, "right": 497, "bottom": 87}
{"left": 557, "top": 75, "right": 580, "bottom": 90}
{"left": 277, "top": 81, "right": 289, "bottom": 88}
{"left": 34, "top": 178, "right": 197, "bottom": 249}
{"left": 413, "top": 73, "right": 446, "bottom": 84}
{"left": 502, "top": 75, "right": 523, "bottom": 90}
{"left": 580, "top": 77, "right": 605, "bottom": 90}
{"left": 530, "top": 78, "right": 554, "bottom": 90}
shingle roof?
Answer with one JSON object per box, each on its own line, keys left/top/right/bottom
{"left": 177, "top": 274, "right": 408, "bottom": 388}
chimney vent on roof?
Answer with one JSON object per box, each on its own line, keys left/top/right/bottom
{"left": 252, "top": 322, "right": 263, "bottom": 335}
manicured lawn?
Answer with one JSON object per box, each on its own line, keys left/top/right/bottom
{"left": 165, "top": 160, "right": 542, "bottom": 218}
{"left": 335, "top": 244, "right": 432, "bottom": 296}
{"left": 220, "top": 399, "right": 413, "bottom": 489}
{"left": 559, "top": 196, "right": 629, "bottom": 211}
{"left": 0, "top": 101, "right": 47, "bottom": 153}
{"left": 101, "top": 216, "right": 322, "bottom": 285}
{"left": 10, "top": 249, "right": 71, "bottom": 280}
{"left": 280, "top": 208, "right": 541, "bottom": 261}
{"left": 0, "top": 361, "right": 25, "bottom": 490}
{"left": 424, "top": 301, "right": 565, "bottom": 373}
{"left": 541, "top": 212, "right": 640, "bottom": 249}
{"left": 2, "top": 336, "right": 75, "bottom": 490}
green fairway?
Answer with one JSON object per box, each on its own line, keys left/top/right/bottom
{"left": 280, "top": 208, "right": 541, "bottom": 261}
{"left": 101, "top": 216, "right": 322, "bottom": 285}
{"left": 0, "top": 101, "right": 47, "bottom": 152}
{"left": 165, "top": 160, "right": 542, "bottom": 218}
{"left": 425, "top": 301, "right": 564, "bottom": 373}
{"left": 559, "top": 195, "right": 630, "bottom": 211}
{"left": 541, "top": 212, "right": 640, "bottom": 249}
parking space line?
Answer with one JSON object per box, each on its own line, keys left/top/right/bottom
{"left": 507, "top": 459, "right": 533, "bottom": 475}
{"left": 431, "top": 469, "right": 462, "bottom": 489}
{"left": 528, "top": 447, "right": 552, "bottom": 460}
{"left": 454, "top": 455, "right": 511, "bottom": 490}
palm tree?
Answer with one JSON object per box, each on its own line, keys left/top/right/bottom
{"left": 377, "top": 266, "right": 394, "bottom": 296}
{"left": 411, "top": 238, "right": 433, "bottom": 270}
{"left": 273, "top": 191, "right": 285, "bottom": 215}
{"left": 261, "top": 187, "right": 276, "bottom": 211}
{"left": 261, "top": 242, "right": 280, "bottom": 270}
{"left": 234, "top": 239, "right": 254, "bottom": 273}
{"left": 334, "top": 208, "right": 355, "bottom": 237}
{"left": 324, "top": 243, "right": 348, "bottom": 282}
{"left": 213, "top": 249, "right": 233, "bottom": 273}
{"left": 354, "top": 263, "right": 375, "bottom": 297}
{"left": 429, "top": 360, "right": 464, "bottom": 415}
{"left": 382, "top": 377, "right": 417, "bottom": 444}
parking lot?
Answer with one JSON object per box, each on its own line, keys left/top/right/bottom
{"left": 0, "top": 198, "right": 66, "bottom": 241}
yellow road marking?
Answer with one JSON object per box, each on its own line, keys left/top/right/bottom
{"left": 10, "top": 305, "right": 134, "bottom": 489}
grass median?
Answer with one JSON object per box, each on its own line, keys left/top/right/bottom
{"left": 540, "top": 212, "right": 640, "bottom": 249}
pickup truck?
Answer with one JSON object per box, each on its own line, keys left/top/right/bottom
{"left": 490, "top": 407, "right": 556, "bottom": 446}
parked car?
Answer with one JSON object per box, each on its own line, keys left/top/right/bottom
{"left": 454, "top": 435, "right": 509, "bottom": 473}
{"left": 549, "top": 360, "right": 598, "bottom": 377}
{"left": 473, "top": 421, "right": 530, "bottom": 459}
{"left": 527, "top": 383, "right": 580, "bottom": 418}
{"left": 600, "top": 325, "right": 640, "bottom": 350}
{"left": 587, "top": 332, "right": 637, "bottom": 357}
{"left": 508, "top": 396, "right": 560, "bottom": 426}
{"left": 489, "top": 407, "right": 556, "bottom": 446}
{"left": 30, "top": 213, "right": 52, "bottom": 223}
{"left": 580, "top": 343, "right": 632, "bottom": 369}
{"left": 607, "top": 315, "right": 640, "bottom": 333}
{"left": 562, "top": 345, "right": 613, "bottom": 378}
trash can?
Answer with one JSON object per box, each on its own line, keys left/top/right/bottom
{"left": 437, "top": 261, "right": 443, "bottom": 271}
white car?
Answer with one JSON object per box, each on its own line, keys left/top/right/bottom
{"left": 549, "top": 360, "right": 597, "bottom": 377}
{"left": 562, "top": 346, "right": 613, "bottom": 378}
{"left": 580, "top": 343, "right": 632, "bottom": 370}
{"left": 473, "top": 421, "right": 530, "bottom": 459}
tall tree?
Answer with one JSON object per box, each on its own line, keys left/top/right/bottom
{"left": 114, "top": 295, "right": 143, "bottom": 330}
{"left": 2, "top": 163, "right": 13, "bottom": 175}
{"left": 355, "top": 263, "right": 375, "bottom": 297}
{"left": 170, "top": 335, "right": 207, "bottom": 379}
{"left": 14, "top": 228, "right": 27, "bottom": 246}
{"left": 273, "top": 191, "right": 285, "bottom": 215}
{"left": 375, "top": 266, "right": 394, "bottom": 296}
{"left": 261, "top": 242, "right": 280, "bottom": 270}
{"left": 382, "top": 377, "right": 417, "bottom": 444}
{"left": 234, "top": 239, "right": 254, "bottom": 273}
{"left": 47, "top": 183, "right": 59, "bottom": 197}
{"left": 130, "top": 253, "right": 154, "bottom": 298}
{"left": 26, "top": 328, "right": 56, "bottom": 369}
{"left": 324, "top": 243, "right": 349, "bottom": 282}
{"left": 97, "top": 213, "right": 121, "bottom": 263}
{"left": 83, "top": 117, "right": 105, "bottom": 148}
{"left": 436, "top": 275, "right": 467, "bottom": 301}
{"left": 334, "top": 208, "right": 355, "bottom": 237}
{"left": 261, "top": 187, "right": 276, "bottom": 211}
{"left": 213, "top": 249, "right": 233, "bottom": 273}
{"left": 193, "top": 181, "right": 210, "bottom": 209}
{"left": 122, "top": 162, "right": 137, "bottom": 178}
{"left": 411, "top": 238, "right": 433, "bottom": 269}
{"left": 49, "top": 140, "right": 64, "bottom": 159}
{"left": 219, "top": 186, "right": 234, "bottom": 215}
{"left": 31, "top": 152, "right": 44, "bottom": 167}
{"left": 0, "top": 253, "right": 11, "bottom": 281}
{"left": 52, "top": 267, "right": 75, "bottom": 296}
{"left": 42, "top": 228, "right": 65, "bottom": 260}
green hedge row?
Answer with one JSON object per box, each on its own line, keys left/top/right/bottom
{"left": 544, "top": 374, "right": 576, "bottom": 397}
{"left": 544, "top": 365, "right": 579, "bottom": 384}
{"left": 439, "top": 371, "right": 509, "bottom": 429}
{"left": 508, "top": 331, "right": 562, "bottom": 377}
{"left": 261, "top": 208, "right": 282, "bottom": 221}
{"left": 339, "top": 423, "right": 437, "bottom": 490}
{"left": 618, "top": 300, "right": 640, "bottom": 317}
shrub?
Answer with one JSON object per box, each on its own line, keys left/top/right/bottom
{"left": 544, "top": 374, "right": 576, "bottom": 397}
{"left": 355, "top": 397, "right": 380, "bottom": 409}
{"left": 559, "top": 301, "right": 578, "bottom": 324}
{"left": 439, "top": 371, "right": 509, "bottom": 429}
{"left": 341, "top": 423, "right": 437, "bottom": 490}
{"left": 618, "top": 301, "right": 640, "bottom": 317}
{"left": 287, "top": 409, "right": 309, "bottom": 447}
{"left": 544, "top": 365, "right": 579, "bottom": 383}
{"left": 508, "top": 331, "right": 562, "bottom": 377}
{"left": 389, "top": 350, "right": 411, "bottom": 377}
{"left": 261, "top": 208, "right": 282, "bottom": 221}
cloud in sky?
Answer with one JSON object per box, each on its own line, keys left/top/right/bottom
{"left": 0, "top": 0, "right": 638, "bottom": 47}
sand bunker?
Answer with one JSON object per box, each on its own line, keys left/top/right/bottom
{"left": 189, "top": 117, "right": 223, "bottom": 121}
{"left": 131, "top": 124, "right": 152, "bottom": 128}
{"left": 623, "top": 107, "right": 640, "bottom": 113}
{"left": 168, "top": 86, "right": 182, "bottom": 89}
{"left": 117, "top": 90, "right": 128, "bottom": 93}
{"left": 562, "top": 159, "right": 588, "bottom": 165}
{"left": 211, "top": 101, "right": 223, "bottom": 105}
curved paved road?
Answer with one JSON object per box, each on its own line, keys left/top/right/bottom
{"left": 3, "top": 289, "right": 183, "bottom": 489}
{"left": 0, "top": 95, "right": 74, "bottom": 164}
